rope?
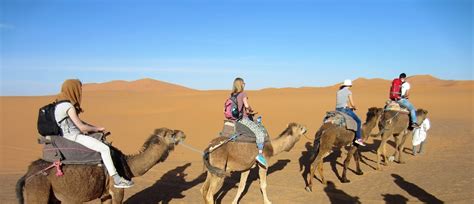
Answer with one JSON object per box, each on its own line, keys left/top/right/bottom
{"left": 25, "top": 160, "right": 63, "bottom": 182}
{"left": 180, "top": 142, "right": 204, "bottom": 155}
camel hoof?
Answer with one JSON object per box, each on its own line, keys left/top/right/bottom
{"left": 341, "top": 178, "right": 350, "bottom": 183}
{"left": 305, "top": 186, "right": 312, "bottom": 192}
{"left": 388, "top": 156, "right": 395, "bottom": 162}
{"left": 356, "top": 171, "right": 364, "bottom": 175}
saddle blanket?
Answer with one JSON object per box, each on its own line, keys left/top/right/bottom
{"left": 323, "top": 111, "right": 358, "bottom": 131}
{"left": 39, "top": 133, "right": 103, "bottom": 164}
{"left": 219, "top": 120, "right": 270, "bottom": 143}
{"left": 385, "top": 100, "right": 410, "bottom": 113}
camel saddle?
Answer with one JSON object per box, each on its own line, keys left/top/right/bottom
{"left": 219, "top": 120, "right": 270, "bottom": 143}
{"left": 384, "top": 100, "right": 410, "bottom": 114}
{"left": 38, "top": 133, "right": 103, "bottom": 164}
{"left": 323, "top": 111, "right": 358, "bottom": 132}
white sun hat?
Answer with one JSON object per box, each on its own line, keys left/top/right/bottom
{"left": 343, "top": 79, "right": 352, "bottom": 86}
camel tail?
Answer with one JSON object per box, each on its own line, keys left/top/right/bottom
{"left": 16, "top": 175, "right": 26, "bottom": 204}
{"left": 203, "top": 149, "right": 229, "bottom": 178}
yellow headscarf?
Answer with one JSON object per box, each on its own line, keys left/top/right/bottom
{"left": 56, "top": 79, "right": 83, "bottom": 113}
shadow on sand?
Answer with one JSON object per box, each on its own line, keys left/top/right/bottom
{"left": 215, "top": 159, "right": 291, "bottom": 203}
{"left": 391, "top": 174, "right": 443, "bottom": 204}
{"left": 382, "top": 193, "right": 409, "bottom": 204}
{"left": 125, "top": 163, "right": 206, "bottom": 204}
{"left": 324, "top": 181, "right": 361, "bottom": 204}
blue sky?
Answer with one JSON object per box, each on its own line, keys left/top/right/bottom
{"left": 1, "top": 0, "right": 472, "bottom": 95}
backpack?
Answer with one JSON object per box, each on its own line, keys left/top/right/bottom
{"left": 389, "top": 78, "right": 403, "bottom": 100}
{"left": 224, "top": 93, "right": 242, "bottom": 120}
{"left": 37, "top": 100, "right": 70, "bottom": 136}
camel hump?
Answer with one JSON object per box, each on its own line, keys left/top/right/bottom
{"left": 384, "top": 100, "right": 410, "bottom": 114}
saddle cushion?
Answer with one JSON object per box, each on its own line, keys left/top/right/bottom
{"left": 385, "top": 100, "right": 410, "bottom": 113}
{"left": 219, "top": 120, "right": 270, "bottom": 143}
{"left": 323, "top": 111, "right": 358, "bottom": 131}
{"left": 40, "top": 133, "right": 102, "bottom": 164}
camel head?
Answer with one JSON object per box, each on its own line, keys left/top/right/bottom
{"left": 366, "top": 107, "right": 384, "bottom": 124}
{"left": 416, "top": 108, "right": 429, "bottom": 122}
{"left": 279, "top": 123, "right": 307, "bottom": 152}
{"left": 150, "top": 128, "right": 186, "bottom": 149}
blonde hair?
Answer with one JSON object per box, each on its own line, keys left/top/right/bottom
{"left": 232, "top": 77, "right": 245, "bottom": 94}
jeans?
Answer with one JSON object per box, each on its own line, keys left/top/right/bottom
{"left": 397, "top": 98, "right": 417, "bottom": 124}
{"left": 238, "top": 117, "right": 266, "bottom": 149}
{"left": 336, "top": 107, "right": 362, "bottom": 140}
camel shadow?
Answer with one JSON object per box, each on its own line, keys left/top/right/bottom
{"left": 391, "top": 174, "right": 444, "bottom": 204}
{"left": 215, "top": 159, "right": 291, "bottom": 203}
{"left": 382, "top": 193, "right": 408, "bottom": 204}
{"left": 324, "top": 181, "right": 361, "bottom": 204}
{"left": 125, "top": 163, "right": 206, "bottom": 204}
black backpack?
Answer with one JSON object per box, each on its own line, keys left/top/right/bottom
{"left": 37, "top": 100, "right": 70, "bottom": 136}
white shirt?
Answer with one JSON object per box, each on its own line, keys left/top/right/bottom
{"left": 55, "top": 102, "right": 74, "bottom": 124}
{"left": 412, "top": 118, "right": 430, "bottom": 146}
{"left": 54, "top": 102, "right": 81, "bottom": 137}
{"left": 401, "top": 81, "right": 411, "bottom": 97}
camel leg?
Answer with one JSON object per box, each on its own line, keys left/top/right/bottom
{"left": 305, "top": 148, "right": 327, "bottom": 192}
{"left": 376, "top": 133, "right": 388, "bottom": 170}
{"left": 24, "top": 178, "right": 52, "bottom": 204}
{"left": 111, "top": 189, "right": 124, "bottom": 204}
{"left": 397, "top": 131, "right": 410, "bottom": 164}
{"left": 200, "top": 172, "right": 212, "bottom": 202}
{"left": 392, "top": 135, "right": 400, "bottom": 161}
{"left": 205, "top": 174, "right": 224, "bottom": 204}
{"left": 258, "top": 167, "right": 272, "bottom": 204}
{"left": 232, "top": 170, "right": 250, "bottom": 204}
{"left": 341, "top": 147, "right": 356, "bottom": 183}
{"left": 353, "top": 149, "right": 363, "bottom": 175}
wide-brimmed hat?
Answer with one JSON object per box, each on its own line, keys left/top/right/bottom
{"left": 342, "top": 79, "right": 352, "bottom": 87}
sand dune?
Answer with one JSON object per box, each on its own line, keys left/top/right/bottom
{"left": 0, "top": 75, "right": 472, "bottom": 203}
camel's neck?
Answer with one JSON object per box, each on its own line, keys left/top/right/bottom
{"left": 362, "top": 116, "right": 378, "bottom": 139}
{"left": 126, "top": 141, "right": 171, "bottom": 177}
{"left": 269, "top": 134, "right": 296, "bottom": 157}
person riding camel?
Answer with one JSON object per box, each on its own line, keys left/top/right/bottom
{"left": 54, "top": 79, "right": 134, "bottom": 188}
{"left": 393, "top": 73, "right": 420, "bottom": 128}
{"left": 335, "top": 79, "right": 365, "bottom": 146}
{"left": 224, "top": 77, "right": 268, "bottom": 167}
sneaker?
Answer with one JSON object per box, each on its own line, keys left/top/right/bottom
{"left": 114, "top": 177, "right": 134, "bottom": 189}
{"left": 354, "top": 139, "right": 365, "bottom": 147}
{"left": 255, "top": 154, "right": 267, "bottom": 167}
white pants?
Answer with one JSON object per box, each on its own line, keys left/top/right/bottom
{"left": 63, "top": 134, "right": 117, "bottom": 176}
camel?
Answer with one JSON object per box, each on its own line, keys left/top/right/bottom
{"left": 200, "top": 122, "right": 307, "bottom": 204}
{"left": 305, "top": 107, "right": 383, "bottom": 192}
{"left": 376, "top": 108, "right": 428, "bottom": 170}
{"left": 16, "top": 128, "right": 186, "bottom": 204}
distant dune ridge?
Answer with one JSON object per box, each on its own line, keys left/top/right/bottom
{"left": 1, "top": 74, "right": 472, "bottom": 203}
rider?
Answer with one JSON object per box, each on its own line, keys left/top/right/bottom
{"left": 335, "top": 79, "right": 364, "bottom": 146}
{"left": 54, "top": 79, "right": 134, "bottom": 188}
{"left": 227, "top": 77, "right": 268, "bottom": 167}
{"left": 397, "top": 73, "right": 420, "bottom": 128}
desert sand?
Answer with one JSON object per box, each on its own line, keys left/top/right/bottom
{"left": 1, "top": 75, "right": 473, "bottom": 203}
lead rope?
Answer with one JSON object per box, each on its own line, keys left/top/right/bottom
{"left": 180, "top": 142, "right": 204, "bottom": 155}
